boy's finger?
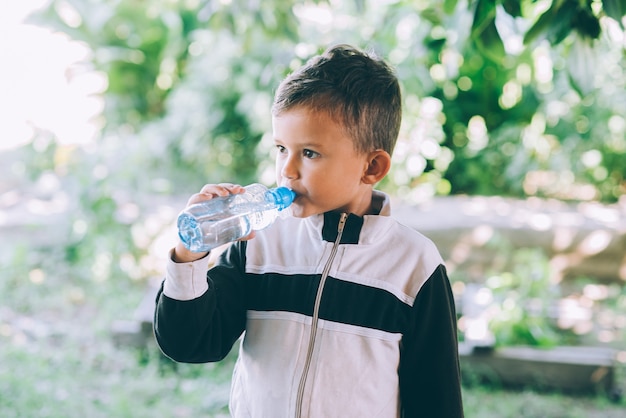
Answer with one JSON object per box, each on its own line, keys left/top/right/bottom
{"left": 187, "top": 183, "right": 244, "bottom": 206}
{"left": 238, "top": 231, "right": 256, "bottom": 242}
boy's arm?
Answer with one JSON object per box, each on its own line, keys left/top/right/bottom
{"left": 153, "top": 243, "right": 248, "bottom": 363}
{"left": 399, "top": 264, "right": 464, "bottom": 417}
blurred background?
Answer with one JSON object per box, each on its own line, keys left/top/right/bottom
{"left": 0, "top": 0, "right": 625, "bottom": 416}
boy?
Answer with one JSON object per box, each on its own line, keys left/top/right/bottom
{"left": 154, "top": 44, "right": 463, "bottom": 417}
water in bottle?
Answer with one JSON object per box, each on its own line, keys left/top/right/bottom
{"left": 177, "top": 183, "right": 296, "bottom": 252}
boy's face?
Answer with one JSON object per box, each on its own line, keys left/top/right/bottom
{"left": 273, "top": 107, "right": 374, "bottom": 218}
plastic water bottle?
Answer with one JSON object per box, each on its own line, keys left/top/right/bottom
{"left": 177, "top": 183, "right": 296, "bottom": 252}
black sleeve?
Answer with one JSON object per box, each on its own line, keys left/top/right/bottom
{"left": 399, "top": 264, "right": 464, "bottom": 417}
{"left": 153, "top": 242, "right": 248, "bottom": 363}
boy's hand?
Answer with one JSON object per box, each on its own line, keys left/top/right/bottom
{"left": 171, "top": 183, "right": 255, "bottom": 263}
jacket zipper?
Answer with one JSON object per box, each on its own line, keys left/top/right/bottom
{"left": 295, "top": 213, "right": 348, "bottom": 417}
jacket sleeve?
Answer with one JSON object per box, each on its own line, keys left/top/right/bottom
{"left": 153, "top": 242, "right": 248, "bottom": 363}
{"left": 399, "top": 264, "right": 464, "bottom": 417}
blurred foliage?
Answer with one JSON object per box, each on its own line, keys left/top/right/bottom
{"left": 15, "top": 0, "right": 626, "bottom": 287}
{"left": 30, "top": 0, "right": 626, "bottom": 200}
{"left": 452, "top": 236, "right": 626, "bottom": 349}
{"left": 481, "top": 246, "right": 568, "bottom": 348}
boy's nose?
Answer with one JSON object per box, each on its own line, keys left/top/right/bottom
{"left": 280, "top": 157, "right": 298, "bottom": 180}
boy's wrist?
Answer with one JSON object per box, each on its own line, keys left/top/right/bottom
{"left": 171, "top": 243, "right": 209, "bottom": 263}
{"left": 165, "top": 246, "right": 210, "bottom": 300}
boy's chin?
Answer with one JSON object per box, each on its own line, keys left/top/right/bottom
{"left": 288, "top": 204, "right": 319, "bottom": 219}
{"left": 288, "top": 207, "right": 308, "bottom": 218}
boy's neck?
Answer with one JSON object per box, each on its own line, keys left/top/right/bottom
{"left": 366, "top": 189, "right": 384, "bottom": 215}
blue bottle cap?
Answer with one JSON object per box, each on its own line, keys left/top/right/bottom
{"left": 269, "top": 187, "right": 296, "bottom": 211}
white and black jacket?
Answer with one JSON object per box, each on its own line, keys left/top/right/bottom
{"left": 154, "top": 191, "right": 463, "bottom": 417}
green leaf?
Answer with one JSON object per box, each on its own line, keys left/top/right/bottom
{"left": 475, "top": 19, "right": 506, "bottom": 62}
{"left": 523, "top": 0, "right": 577, "bottom": 46}
{"left": 471, "top": 0, "right": 505, "bottom": 62}
{"left": 567, "top": 33, "right": 597, "bottom": 97}
{"left": 501, "top": 0, "right": 522, "bottom": 17}
{"left": 523, "top": 4, "right": 555, "bottom": 45}
{"left": 444, "top": 0, "right": 459, "bottom": 14}
{"left": 471, "top": 0, "right": 497, "bottom": 38}
{"left": 573, "top": 7, "right": 601, "bottom": 39}
{"left": 602, "top": 0, "right": 626, "bottom": 29}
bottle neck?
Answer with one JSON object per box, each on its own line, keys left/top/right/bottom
{"left": 268, "top": 187, "right": 296, "bottom": 211}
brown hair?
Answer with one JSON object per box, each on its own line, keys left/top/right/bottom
{"left": 272, "top": 44, "right": 402, "bottom": 155}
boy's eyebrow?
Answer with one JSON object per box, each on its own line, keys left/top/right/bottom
{"left": 273, "top": 138, "right": 325, "bottom": 149}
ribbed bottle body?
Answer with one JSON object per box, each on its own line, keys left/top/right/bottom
{"left": 177, "top": 184, "right": 294, "bottom": 252}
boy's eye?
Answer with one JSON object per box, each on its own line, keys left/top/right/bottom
{"left": 303, "top": 149, "right": 320, "bottom": 159}
{"left": 276, "top": 145, "right": 286, "bottom": 153}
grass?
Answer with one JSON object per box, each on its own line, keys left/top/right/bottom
{"left": 0, "top": 337, "right": 234, "bottom": 417}
{"left": 0, "top": 284, "right": 236, "bottom": 418}
{"left": 462, "top": 386, "right": 625, "bottom": 418}
{"left": 1, "top": 329, "right": 624, "bottom": 417}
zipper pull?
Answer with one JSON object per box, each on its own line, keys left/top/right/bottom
{"left": 337, "top": 213, "right": 348, "bottom": 233}
{"left": 334, "top": 213, "right": 348, "bottom": 245}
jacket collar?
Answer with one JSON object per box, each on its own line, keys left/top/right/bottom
{"left": 322, "top": 212, "right": 363, "bottom": 244}
{"left": 319, "top": 190, "right": 391, "bottom": 244}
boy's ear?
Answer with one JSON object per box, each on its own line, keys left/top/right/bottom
{"left": 362, "top": 149, "right": 391, "bottom": 184}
